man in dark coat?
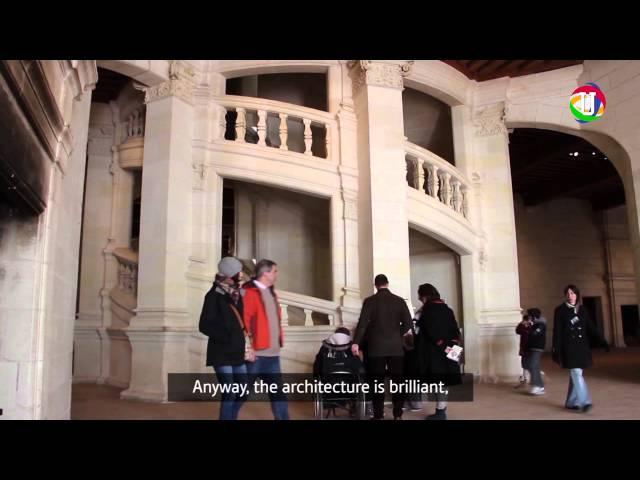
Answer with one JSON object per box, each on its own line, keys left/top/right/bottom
{"left": 352, "top": 274, "right": 413, "bottom": 420}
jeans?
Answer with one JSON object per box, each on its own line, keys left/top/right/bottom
{"left": 524, "top": 351, "right": 544, "bottom": 388}
{"left": 520, "top": 356, "right": 530, "bottom": 383}
{"left": 214, "top": 363, "right": 248, "bottom": 420}
{"left": 245, "top": 356, "right": 290, "bottom": 420}
{"left": 566, "top": 368, "right": 592, "bottom": 408}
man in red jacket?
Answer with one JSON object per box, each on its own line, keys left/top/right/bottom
{"left": 242, "top": 259, "right": 289, "bottom": 420}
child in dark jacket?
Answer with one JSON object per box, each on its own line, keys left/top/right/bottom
{"left": 524, "top": 308, "right": 547, "bottom": 395}
{"left": 515, "top": 314, "right": 532, "bottom": 387}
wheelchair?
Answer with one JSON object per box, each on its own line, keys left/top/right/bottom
{"left": 313, "top": 370, "right": 367, "bottom": 420}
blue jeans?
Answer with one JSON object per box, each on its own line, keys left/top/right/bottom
{"left": 566, "top": 368, "right": 592, "bottom": 408}
{"left": 524, "top": 351, "right": 544, "bottom": 388}
{"left": 214, "top": 364, "right": 248, "bottom": 420}
{"left": 245, "top": 356, "right": 290, "bottom": 420}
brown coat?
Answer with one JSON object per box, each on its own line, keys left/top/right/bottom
{"left": 353, "top": 288, "right": 413, "bottom": 357}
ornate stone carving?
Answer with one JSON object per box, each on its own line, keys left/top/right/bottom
{"left": 478, "top": 249, "right": 488, "bottom": 271}
{"left": 473, "top": 103, "right": 507, "bottom": 137}
{"left": 461, "top": 186, "right": 470, "bottom": 218}
{"left": 145, "top": 60, "right": 197, "bottom": 105}
{"left": 192, "top": 162, "right": 207, "bottom": 190}
{"left": 342, "top": 190, "right": 358, "bottom": 221}
{"left": 427, "top": 164, "right": 439, "bottom": 198}
{"left": 349, "top": 60, "right": 414, "bottom": 96}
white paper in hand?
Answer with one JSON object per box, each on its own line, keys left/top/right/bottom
{"left": 446, "top": 345, "right": 463, "bottom": 363}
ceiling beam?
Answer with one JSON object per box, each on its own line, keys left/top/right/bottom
{"left": 511, "top": 136, "right": 588, "bottom": 177}
{"left": 476, "top": 59, "right": 510, "bottom": 75}
{"left": 517, "top": 60, "right": 536, "bottom": 71}
{"left": 468, "top": 60, "right": 492, "bottom": 73}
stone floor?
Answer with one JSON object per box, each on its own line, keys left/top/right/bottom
{"left": 71, "top": 347, "right": 640, "bottom": 420}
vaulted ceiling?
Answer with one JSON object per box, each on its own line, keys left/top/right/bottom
{"left": 443, "top": 60, "right": 583, "bottom": 82}
{"left": 509, "top": 128, "right": 625, "bottom": 210}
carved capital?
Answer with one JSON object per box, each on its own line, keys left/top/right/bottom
{"left": 473, "top": 103, "right": 507, "bottom": 137}
{"left": 349, "top": 60, "right": 413, "bottom": 96}
{"left": 145, "top": 60, "right": 197, "bottom": 105}
{"left": 65, "top": 60, "right": 98, "bottom": 100}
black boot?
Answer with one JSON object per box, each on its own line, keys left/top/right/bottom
{"left": 426, "top": 408, "right": 447, "bottom": 420}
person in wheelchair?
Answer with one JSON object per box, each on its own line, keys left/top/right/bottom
{"left": 313, "top": 327, "right": 366, "bottom": 419}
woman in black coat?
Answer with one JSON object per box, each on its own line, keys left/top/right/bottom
{"left": 198, "top": 256, "right": 248, "bottom": 420}
{"left": 415, "top": 283, "right": 462, "bottom": 420}
{"left": 552, "top": 284, "right": 609, "bottom": 413}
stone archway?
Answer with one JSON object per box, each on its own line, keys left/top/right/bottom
{"left": 505, "top": 116, "right": 640, "bottom": 312}
{"left": 507, "top": 124, "right": 637, "bottom": 348}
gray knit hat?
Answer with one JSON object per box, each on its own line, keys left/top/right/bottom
{"left": 218, "top": 256, "right": 243, "bottom": 278}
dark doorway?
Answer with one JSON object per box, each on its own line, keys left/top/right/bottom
{"left": 130, "top": 170, "right": 142, "bottom": 252}
{"left": 583, "top": 296, "right": 605, "bottom": 348}
{"left": 621, "top": 305, "right": 640, "bottom": 346}
{"left": 221, "top": 186, "right": 235, "bottom": 258}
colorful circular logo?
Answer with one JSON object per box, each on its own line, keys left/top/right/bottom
{"left": 570, "top": 83, "right": 606, "bottom": 123}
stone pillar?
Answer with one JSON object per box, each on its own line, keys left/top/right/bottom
{"left": 450, "top": 104, "right": 482, "bottom": 376}
{"left": 471, "top": 102, "right": 522, "bottom": 382}
{"left": 185, "top": 69, "right": 228, "bottom": 374}
{"left": 74, "top": 102, "right": 117, "bottom": 385}
{"left": 122, "top": 61, "right": 196, "bottom": 402}
{"left": 190, "top": 69, "right": 224, "bottom": 273}
{"left": 330, "top": 62, "right": 362, "bottom": 329}
{"left": 327, "top": 63, "right": 342, "bottom": 115}
{"left": 0, "top": 61, "right": 96, "bottom": 419}
{"left": 350, "top": 60, "right": 413, "bottom": 305}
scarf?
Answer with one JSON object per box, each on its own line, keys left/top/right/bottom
{"left": 565, "top": 301, "right": 578, "bottom": 313}
{"left": 215, "top": 273, "right": 241, "bottom": 305}
{"left": 565, "top": 302, "right": 580, "bottom": 325}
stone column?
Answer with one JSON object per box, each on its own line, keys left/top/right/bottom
{"left": 470, "top": 102, "right": 522, "bottom": 382}
{"left": 74, "top": 103, "right": 118, "bottom": 385}
{"left": 329, "top": 62, "right": 362, "bottom": 329}
{"left": 122, "top": 61, "right": 196, "bottom": 402}
{"left": 350, "top": 60, "right": 413, "bottom": 305}
{"left": 451, "top": 104, "right": 482, "bottom": 376}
